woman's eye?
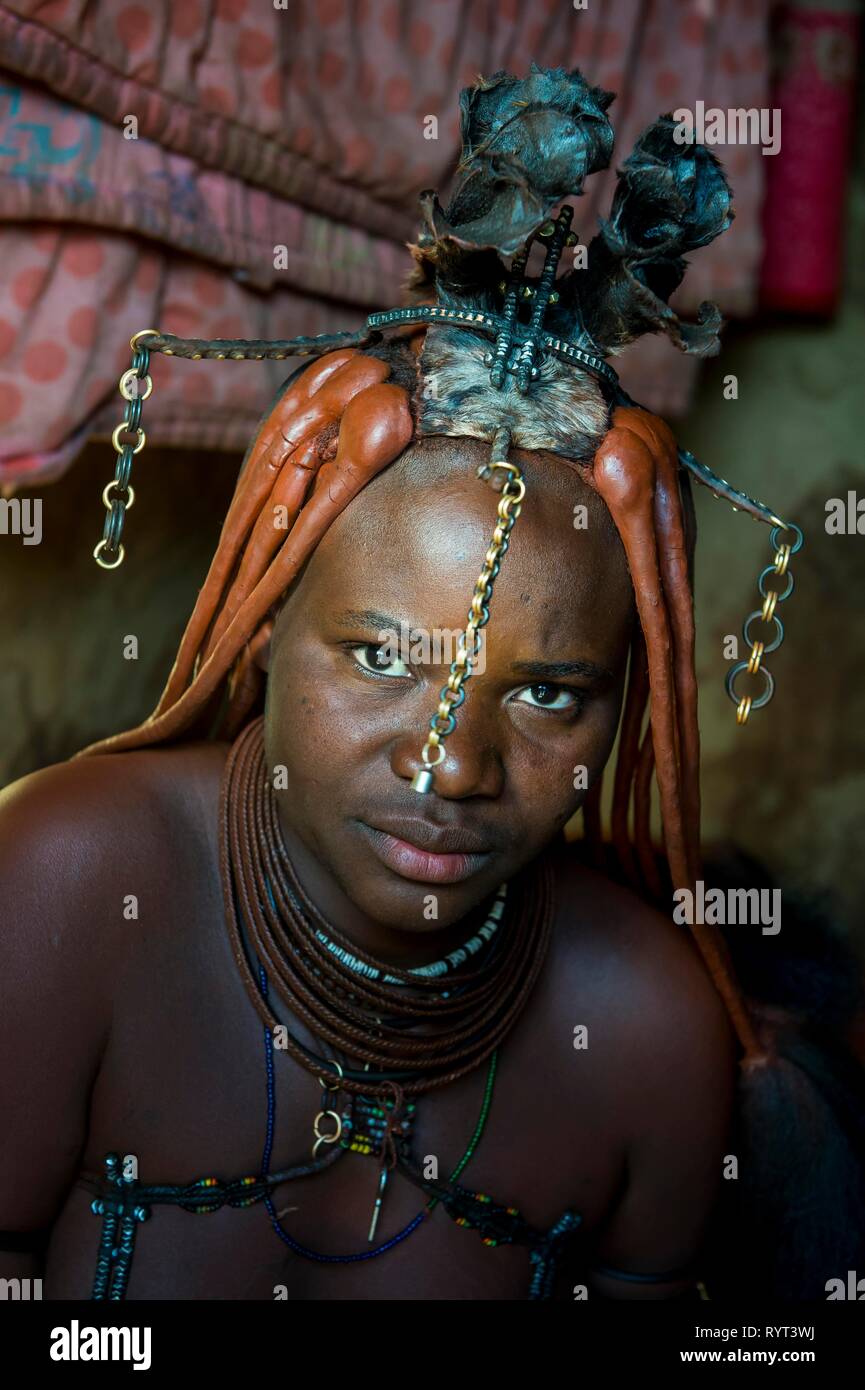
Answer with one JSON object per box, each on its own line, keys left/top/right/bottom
{"left": 352, "top": 643, "right": 411, "bottom": 678}
{"left": 512, "top": 683, "right": 583, "bottom": 712}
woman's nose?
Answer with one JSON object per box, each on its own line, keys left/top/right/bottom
{"left": 390, "top": 694, "right": 506, "bottom": 799}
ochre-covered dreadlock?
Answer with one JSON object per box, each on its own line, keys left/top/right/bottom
{"left": 579, "top": 405, "right": 762, "bottom": 1060}
{"left": 74, "top": 335, "right": 766, "bottom": 1068}
{"left": 80, "top": 348, "right": 414, "bottom": 749}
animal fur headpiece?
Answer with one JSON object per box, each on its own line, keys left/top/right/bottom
{"left": 411, "top": 65, "right": 734, "bottom": 466}
{"left": 97, "top": 63, "right": 786, "bottom": 532}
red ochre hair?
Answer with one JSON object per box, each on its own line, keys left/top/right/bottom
{"left": 74, "top": 335, "right": 772, "bottom": 1073}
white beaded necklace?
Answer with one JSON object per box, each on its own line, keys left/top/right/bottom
{"left": 310, "top": 883, "right": 508, "bottom": 984}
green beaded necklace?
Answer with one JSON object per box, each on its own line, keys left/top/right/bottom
{"left": 336, "top": 1048, "right": 499, "bottom": 1242}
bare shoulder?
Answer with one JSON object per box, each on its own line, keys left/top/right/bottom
{"left": 536, "top": 843, "right": 740, "bottom": 1290}
{"left": 541, "top": 840, "right": 738, "bottom": 1098}
{"left": 0, "top": 739, "right": 230, "bottom": 825}
{"left": 0, "top": 740, "right": 231, "bottom": 1229}
{"left": 0, "top": 742, "right": 227, "bottom": 1232}
{"left": 0, "top": 741, "right": 230, "bottom": 948}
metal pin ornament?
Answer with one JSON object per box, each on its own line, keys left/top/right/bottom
{"left": 411, "top": 212, "right": 581, "bottom": 794}
{"left": 368, "top": 1166, "right": 389, "bottom": 1242}
{"left": 412, "top": 427, "right": 525, "bottom": 794}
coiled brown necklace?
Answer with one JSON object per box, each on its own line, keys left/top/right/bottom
{"left": 219, "top": 715, "right": 556, "bottom": 1105}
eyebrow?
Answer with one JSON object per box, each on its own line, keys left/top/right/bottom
{"left": 335, "top": 609, "right": 407, "bottom": 634}
{"left": 333, "top": 610, "right": 613, "bottom": 682}
{"left": 509, "top": 658, "right": 613, "bottom": 682}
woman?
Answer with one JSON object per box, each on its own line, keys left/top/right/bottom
{"left": 1, "top": 66, "right": 862, "bottom": 1302}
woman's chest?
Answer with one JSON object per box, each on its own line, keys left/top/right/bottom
{"left": 46, "top": 906, "right": 623, "bottom": 1299}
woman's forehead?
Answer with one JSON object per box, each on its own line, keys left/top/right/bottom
{"left": 280, "top": 435, "right": 634, "bottom": 656}
{"left": 325, "top": 432, "right": 621, "bottom": 551}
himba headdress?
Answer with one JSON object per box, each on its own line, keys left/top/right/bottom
{"left": 73, "top": 66, "right": 865, "bottom": 1304}
{"left": 78, "top": 65, "right": 804, "bottom": 1073}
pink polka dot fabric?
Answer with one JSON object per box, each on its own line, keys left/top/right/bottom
{"left": 0, "top": 0, "right": 772, "bottom": 487}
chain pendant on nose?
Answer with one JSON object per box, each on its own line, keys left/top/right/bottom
{"left": 411, "top": 431, "right": 526, "bottom": 795}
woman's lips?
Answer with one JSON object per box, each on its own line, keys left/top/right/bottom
{"left": 360, "top": 825, "right": 492, "bottom": 884}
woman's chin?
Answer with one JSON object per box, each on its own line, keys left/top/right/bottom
{"left": 342, "top": 862, "right": 500, "bottom": 934}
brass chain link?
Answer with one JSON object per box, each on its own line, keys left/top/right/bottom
{"left": 411, "top": 460, "right": 526, "bottom": 792}
{"left": 93, "top": 329, "right": 157, "bottom": 569}
{"left": 725, "top": 522, "right": 803, "bottom": 724}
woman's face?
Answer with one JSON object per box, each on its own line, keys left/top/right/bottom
{"left": 263, "top": 435, "right": 635, "bottom": 931}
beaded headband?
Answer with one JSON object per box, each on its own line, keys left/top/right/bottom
{"left": 92, "top": 64, "right": 802, "bottom": 790}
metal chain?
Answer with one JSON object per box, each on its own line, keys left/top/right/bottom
{"left": 725, "top": 522, "right": 804, "bottom": 725}
{"left": 411, "top": 460, "right": 526, "bottom": 793}
{"left": 93, "top": 329, "right": 156, "bottom": 569}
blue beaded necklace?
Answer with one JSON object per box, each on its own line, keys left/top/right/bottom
{"left": 258, "top": 962, "right": 429, "bottom": 1261}
{"left": 257, "top": 962, "right": 503, "bottom": 1262}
